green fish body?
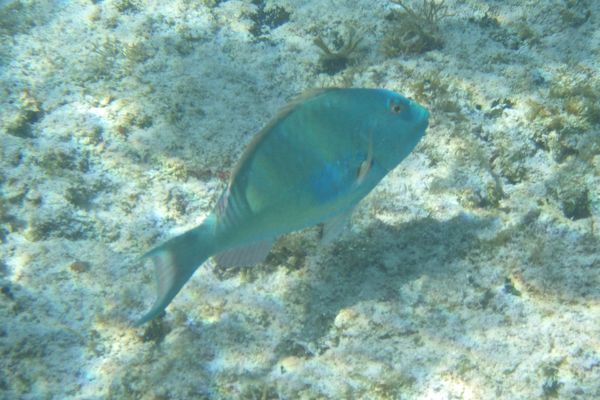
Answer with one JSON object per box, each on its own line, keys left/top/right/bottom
{"left": 137, "top": 88, "right": 428, "bottom": 325}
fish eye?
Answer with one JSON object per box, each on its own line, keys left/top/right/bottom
{"left": 389, "top": 100, "right": 403, "bottom": 114}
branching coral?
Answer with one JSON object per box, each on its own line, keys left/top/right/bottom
{"left": 384, "top": 0, "right": 450, "bottom": 55}
{"left": 393, "top": 0, "right": 450, "bottom": 26}
{"left": 314, "top": 27, "right": 363, "bottom": 75}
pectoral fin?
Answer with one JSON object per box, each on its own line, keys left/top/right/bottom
{"left": 356, "top": 129, "right": 373, "bottom": 185}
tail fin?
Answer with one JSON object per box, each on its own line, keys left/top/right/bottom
{"left": 135, "top": 216, "right": 216, "bottom": 326}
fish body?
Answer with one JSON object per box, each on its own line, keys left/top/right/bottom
{"left": 137, "top": 88, "right": 428, "bottom": 325}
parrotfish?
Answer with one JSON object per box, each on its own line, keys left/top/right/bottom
{"left": 136, "top": 88, "right": 428, "bottom": 325}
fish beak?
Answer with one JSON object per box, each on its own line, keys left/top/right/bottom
{"left": 417, "top": 107, "right": 429, "bottom": 132}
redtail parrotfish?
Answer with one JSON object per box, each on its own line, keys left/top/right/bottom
{"left": 136, "top": 88, "right": 429, "bottom": 325}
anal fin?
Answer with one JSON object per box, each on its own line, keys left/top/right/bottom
{"left": 213, "top": 239, "right": 273, "bottom": 268}
{"left": 321, "top": 211, "right": 352, "bottom": 245}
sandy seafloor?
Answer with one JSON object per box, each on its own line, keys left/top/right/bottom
{"left": 1, "top": 0, "right": 600, "bottom": 398}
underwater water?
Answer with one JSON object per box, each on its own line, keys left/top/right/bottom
{"left": 0, "top": 0, "right": 599, "bottom": 399}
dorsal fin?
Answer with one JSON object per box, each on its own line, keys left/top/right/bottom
{"left": 228, "top": 88, "right": 336, "bottom": 185}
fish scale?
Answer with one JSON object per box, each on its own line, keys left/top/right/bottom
{"left": 135, "top": 88, "right": 429, "bottom": 325}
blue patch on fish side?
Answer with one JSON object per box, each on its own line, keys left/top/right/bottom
{"left": 309, "top": 153, "right": 363, "bottom": 202}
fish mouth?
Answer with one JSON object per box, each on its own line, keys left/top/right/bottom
{"left": 416, "top": 107, "right": 429, "bottom": 132}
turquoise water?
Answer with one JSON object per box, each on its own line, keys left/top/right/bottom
{"left": 0, "top": 1, "right": 599, "bottom": 399}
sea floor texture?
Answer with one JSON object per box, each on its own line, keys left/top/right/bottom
{"left": 1, "top": 0, "right": 599, "bottom": 399}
